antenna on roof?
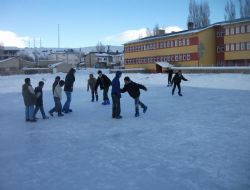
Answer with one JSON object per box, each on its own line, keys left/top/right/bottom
{"left": 58, "top": 24, "right": 60, "bottom": 48}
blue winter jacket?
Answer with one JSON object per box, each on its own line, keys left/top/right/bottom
{"left": 111, "top": 71, "right": 122, "bottom": 97}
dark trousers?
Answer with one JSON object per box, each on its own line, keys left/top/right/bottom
{"left": 112, "top": 94, "right": 121, "bottom": 118}
{"left": 103, "top": 87, "right": 109, "bottom": 101}
{"left": 34, "top": 105, "right": 46, "bottom": 118}
{"left": 91, "top": 90, "right": 98, "bottom": 101}
{"left": 135, "top": 97, "right": 146, "bottom": 114}
{"left": 50, "top": 97, "right": 62, "bottom": 114}
{"left": 168, "top": 75, "right": 172, "bottom": 85}
{"left": 172, "top": 83, "right": 181, "bottom": 95}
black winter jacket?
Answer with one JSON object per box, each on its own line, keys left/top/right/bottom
{"left": 35, "top": 86, "right": 43, "bottom": 106}
{"left": 121, "top": 81, "right": 147, "bottom": 99}
{"left": 95, "top": 74, "right": 111, "bottom": 90}
{"left": 172, "top": 73, "right": 188, "bottom": 84}
{"left": 64, "top": 73, "right": 75, "bottom": 92}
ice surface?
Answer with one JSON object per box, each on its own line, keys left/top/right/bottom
{"left": 0, "top": 70, "right": 250, "bottom": 190}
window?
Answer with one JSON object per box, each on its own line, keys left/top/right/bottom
{"left": 186, "top": 38, "right": 190, "bottom": 45}
{"left": 230, "top": 27, "right": 235, "bottom": 35}
{"left": 167, "top": 56, "right": 170, "bottom": 62}
{"left": 226, "top": 44, "right": 230, "bottom": 51}
{"left": 171, "top": 41, "right": 174, "bottom": 47}
{"left": 216, "top": 32, "right": 221, "bottom": 37}
{"left": 247, "top": 25, "right": 250, "bottom": 33}
{"left": 179, "top": 54, "right": 182, "bottom": 61}
{"left": 225, "top": 28, "right": 229, "bottom": 35}
{"left": 230, "top": 43, "right": 235, "bottom": 51}
{"left": 183, "top": 54, "right": 186, "bottom": 61}
{"left": 175, "top": 40, "right": 178, "bottom": 47}
{"left": 241, "top": 25, "right": 245, "bottom": 33}
{"left": 236, "top": 26, "right": 240, "bottom": 34}
{"left": 183, "top": 39, "right": 186, "bottom": 46}
{"left": 167, "top": 41, "right": 170, "bottom": 48}
{"left": 160, "top": 42, "right": 164, "bottom": 48}
{"left": 217, "top": 46, "right": 220, "bottom": 53}
{"left": 241, "top": 42, "right": 245, "bottom": 50}
{"left": 175, "top": 55, "right": 179, "bottom": 61}
{"left": 236, "top": 43, "right": 240, "bottom": 51}
{"left": 187, "top": 54, "right": 190, "bottom": 60}
{"left": 247, "top": 42, "right": 250, "bottom": 50}
{"left": 179, "top": 40, "right": 182, "bottom": 46}
{"left": 171, "top": 55, "right": 174, "bottom": 61}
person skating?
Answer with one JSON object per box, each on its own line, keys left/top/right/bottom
{"left": 111, "top": 71, "right": 122, "bottom": 119}
{"left": 95, "top": 70, "right": 111, "bottom": 105}
{"left": 49, "top": 80, "right": 65, "bottom": 117}
{"left": 171, "top": 70, "right": 188, "bottom": 96}
{"left": 121, "top": 76, "right": 148, "bottom": 117}
{"left": 22, "top": 78, "right": 37, "bottom": 122}
{"left": 167, "top": 67, "right": 173, "bottom": 86}
{"left": 62, "top": 68, "right": 76, "bottom": 113}
{"left": 33, "top": 81, "right": 49, "bottom": 119}
{"left": 87, "top": 74, "right": 98, "bottom": 102}
{"left": 52, "top": 76, "right": 60, "bottom": 94}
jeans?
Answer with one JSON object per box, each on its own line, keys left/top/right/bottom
{"left": 91, "top": 90, "right": 98, "bottom": 101}
{"left": 50, "top": 97, "right": 62, "bottom": 114}
{"left": 172, "top": 83, "right": 181, "bottom": 95}
{"left": 112, "top": 94, "right": 121, "bottom": 118}
{"left": 134, "top": 97, "right": 146, "bottom": 114}
{"left": 25, "top": 105, "right": 34, "bottom": 120}
{"left": 63, "top": 91, "right": 72, "bottom": 111}
{"left": 103, "top": 87, "right": 109, "bottom": 101}
{"left": 34, "top": 105, "right": 46, "bottom": 118}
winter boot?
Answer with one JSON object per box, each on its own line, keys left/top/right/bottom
{"left": 96, "top": 95, "right": 98, "bottom": 101}
{"left": 106, "top": 99, "right": 110, "bottom": 105}
{"left": 102, "top": 100, "right": 107, "bottom": 105}
{"left": 135, "top": 112, "right": 139, "bottom": 117}
{"left": 178, "top": 93, "right": 183, "bottom": 96}
{"left": 143, "top": 106, "right": 148, "bottom": 114}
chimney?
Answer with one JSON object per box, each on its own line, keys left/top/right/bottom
{"left": 188, "top": 22, "right": 194, "bottom": 30}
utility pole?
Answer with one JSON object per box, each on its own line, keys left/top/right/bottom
{"left": 58, "top": 24, "right": 60, "bottom": 48}
{"left": 40, "top": 37, "right": 42, "bottom": 48}
{"left": 33, "top": 38, "right": 36, "bottom": 48}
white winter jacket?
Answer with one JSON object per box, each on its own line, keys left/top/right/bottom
{"left": 54, "top": 84, "right": 62, "bottom": 99}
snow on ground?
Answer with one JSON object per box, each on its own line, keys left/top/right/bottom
{"left": 0, "top": 69, "right": 250, "bottom": 190}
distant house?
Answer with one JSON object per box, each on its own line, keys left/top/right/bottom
{"left": 0, "top": 57, "right": 21, "bottom": 75}
{"left": 49, "top": 62, "right": 72, "bottom": 73}
{"left": 48, "top": 50, "right": 82, "bottom": 67}
{"left": 85, "top": 52, "right": 124, "bottom": 68}
{"left": 0, "top": 47, "right": 20, "bottom": 60}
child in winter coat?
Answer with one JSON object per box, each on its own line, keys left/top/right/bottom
{"left": 95, "top": 70, "right": 111, "bottom": 105}
{"left": 121, "top": 76, "right": 148, "bottom": 117}
{"left": 22, "top": 78, "right": 37, "bottom": 122}
{"left": 49, "top": 80, "right": 65, "bottom": 117}
{"left": 171, "top": 70, "right": 188, "bottom": 96}
{"left": 111, "top": 71, "right": 122, "bottom": 119}
{"left": 34, "top": 81, "right": 49, "bottom": 119}
{"left": 87, "top": 74, "right": 98, "bottom": 102}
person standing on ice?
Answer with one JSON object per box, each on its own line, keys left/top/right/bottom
{"left": 33, "top": 81, "right": 49, "bottom": 119}
{"left": 52, "top": 76, "right": 60, "bottom": 95}
{"left": 121, "top": 76, "right": 148, "bottom": 117}
{"left": 167, "top": 67, "right": 173, "bottom": 86}
{"left": 111, "top": 71, "right": 122, "bottom": 119}
{"left": 95, "top": 70, "right": 111, "bottom": 105}
{"left": 87, "top": 73, "right": 98, "bottom": 102}
{"left": 62, "top": 68, "right": 76, "bottom": 113}
{"left": 22, "top": 78, "right": 37, "bottom": 122}
{"left": 49, "top": 80, "right": 65, "bottom": 117}
{"left": 171, "top": 70, "right": 188, "bottom": 96}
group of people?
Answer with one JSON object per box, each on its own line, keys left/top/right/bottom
{"left": 22, "top": 68, "right": 76, "bottom": 122}
{"left": 22, "top": 68, "right": 188, "bottom": 122}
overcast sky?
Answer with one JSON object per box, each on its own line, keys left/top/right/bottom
{"left": 0, "top": 0, "right": 240, "bottom": 48}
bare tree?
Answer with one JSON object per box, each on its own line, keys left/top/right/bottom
{"left": 225, "top": 0, "right": 236, "bottom": 20}
{"left": 153, "top": 24, "right": 160, "bottom": 36}
{"left": 239, "top": 0, "right": 250, "bottom": 18}
{"left": 0, "top": 43, "right": 4, "bottom": 59}
{"left": 146, "top": 28, "right": 152, "bottom": 37}
{"left": 187, "top": 0, "right": 210, "bottom": 28}
{"left": 96, "top": 42, "right": 105, "bottom": 53}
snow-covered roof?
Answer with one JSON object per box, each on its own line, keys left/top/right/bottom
{"left": 125, "top": 17, "right": 250, "bottom": 45}
{"left": 0, "top": 57, "right": 17, "bottom": 63}
{"left": 49, "top": 62, "right": 64, "bottom": 68}
{"left": 95, "top": 53, "right": 109, "bottom": 57}
{"left": 156, "top": 62, "right": 173, "bottom": 68}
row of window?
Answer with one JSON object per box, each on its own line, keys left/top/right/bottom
{"left": 225, "top": 24, "right": 250, "bottom": 36}
{"left": 124, "top": 38, "right": 195, "bottom": 53}
{"left": 125, "top": 53, "right": 196, "bottom": 64}
{"left": 225, "top": 42, "right": 250, "bottom": 52}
